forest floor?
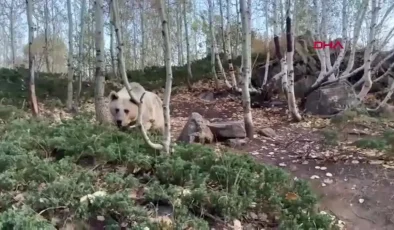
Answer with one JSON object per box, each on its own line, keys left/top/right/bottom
{"left": 167, "top": 81, "right": 394, "bottom": 230}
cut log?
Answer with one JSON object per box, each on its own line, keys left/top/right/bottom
{"left": 176, "top": 112, "right": 213, "bottom": 144}
{"left": 207, "top": 121, "right": 246, "bottom": 141}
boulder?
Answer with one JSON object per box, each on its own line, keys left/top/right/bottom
{"left": 207, "top": 121, "right": 246, "bottom": 140}
{"left": 176, "top": 112, "right": 213, "bottom": 144}
{"left": 305, "top": 80, "right": 358, "bottom": 116}
{"left": 225, "top": 138, "right": 248, "bottom": 148}
{"left": 258, "top": 127, "right": 277, "bottom": 138}
{"left": 294, "top": 75, "right": 317, "bottom": 98}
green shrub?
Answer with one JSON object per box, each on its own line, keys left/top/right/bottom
{"left": 0, "top": 117, "right": 335, "bottom": 229}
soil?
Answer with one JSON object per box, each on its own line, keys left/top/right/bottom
{"left": 168, "top": 85, "right": 394, "bottom": 230}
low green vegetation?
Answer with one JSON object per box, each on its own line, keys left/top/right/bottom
{"left": 0, "top": 114, "right": 336, "bottom": 229}
{"left": 353, "top": 129, "right": 394, "bottom": 153}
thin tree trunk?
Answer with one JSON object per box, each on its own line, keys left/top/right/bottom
{"left": 139, "top": 1, "right": 145, "bottom": 72}
{"left": 26, "top": 0, "right": 39, "bottom": 116}
{"left": 111, "top": 0, "right": 163, "bottom": 151}
{"left": 225, "top": 0, "right": 237, "bottom": 89}
{"left": 219, "top": 0, "right": 226, "bottom": 57}
{"left": 234, "top": 0, "right": 240, "bottom": 59}
{"left": 66, "top": 0, "right": 74, "bottom": 110}
{"left": 358, "top": 0, "right": 379, "bottom": 100}
{"left": 158, "top": 0, "right": 174, "bottom": 154}
{"left": 183, "top": 0, "right": 193, "bottom": 90}
{"left": 109, "top": 3, "right": 117, "bottom": 78}
{"left": 10, "top": 7, "right": 16, "bottom": 68}
{"left": 240, "top": 0, "right": 254, "bottom": 138}
{"left": 285, "top": 1, "right": 302, "bottom": 121}
{"left": 262, "top": 0, "right": 270, "bottom": 87}
{"left": 76, "top": 0, "right": 86, "bottom": 106}
{"left": 93, "top": 0, "right": 108, "bottom": 123}
{"left": 214, "top": 36, "right": 232, "bottom": 89}
{"left": 340, "top": 0, "right": 369, "bottom": 77}
{"left": 207, "top": 0, "right": 219, "bottom": 89}
{"left": 44, "top": 0, "right": 51, "bottom": 72}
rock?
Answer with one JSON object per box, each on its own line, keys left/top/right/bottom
{"left": 225, "top": 138, "right": 248, "bottom": 148}
{"left": 377, "top": 104, "right": 394, "bottom": 118}
{"left": 176, "top": 112, "right": 214, "bottom": 144}
{"left": 258, "top": 127, "right": 276, "bottom": 138}
{"left": 207, "top": 121, "right": 246, "bottom": 141}
{"left": 305, "top": 80, "right": 358, "bottom": 116}
{"left": 199, "top": 91, "right": 215, "bottom": 102}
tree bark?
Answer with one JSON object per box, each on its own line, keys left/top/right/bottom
{"left": 109, "top": 2, "right": 117, "bottom": 78}
{"left": 139, "top": 1, "right": 145, "bottom": 72}
{"left": 44, "top": 0, "right": 51, "bottom": 72}
{"left": 93, "top": 0, "right": 108, "bottom": 123}
{"left": 66, "top": 0, "right": 74, "bottom": 111}
{"left": 358, "top": 0, "right": 379, "bottom": 100}
{"left": 285, "top": 1, "right": 302, "bottom": 121}
{"left": 76, "top": 0, "right": 87, "bottom": 106}
{"left": 225, "top": 0, "right": 237, "bottom": 89}
{"left": 26, "top": 0, "right": 39, "bottom": 116}
{"left": 183, "top": 0, "right": 193, "bottom": 90}
{"left": 207, "top": 0, "right": 220, "bottom": 89}
{"left": 158, "top": 0, "right": 174, "bottom": 154}
{"left": 239, "top": 0, "right": 254, "bottom": 138}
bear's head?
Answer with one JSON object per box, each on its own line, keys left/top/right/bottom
{"left": 108, "top": 91, "right": 139, "bottom": 128}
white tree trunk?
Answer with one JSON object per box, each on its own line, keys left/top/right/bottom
{"left": 76, "top": 0, "right": 86, "bottom": 105}
{"left": 225, "top": 0, "right": 237, "bottom": 89}
{"left": 66, "top": 0, "right": 74, "bottom": 110}
{"left": 183, "top": 0, "right": 192, "bottom": 89}
{"left": 240, "top": 0, "right": 254, "bottom": 138}
{"left": 358, "top": 0, "right": 379, "bottom": 100}
{"left": 93, "top": 0, "right": 108, "bottom": 123}
{"left": 272, "top": 0, "right": 288, "bottom": 95}
{"left": 213, "top": 36, "right": 232, "bottom": 89}
{"left": 207, "top": 0, "right": 220, "bottom": 88}
{"left": 340, "top": 0, "right": 369, "bottom": 77}
{"left": 139, "top": 1, "right": 145, "bottom": 71}
{"left": 262, "top": 0, "right": 270, "bottom": 87}
{"left": 158, "top": 0, "right": 174, "bottom": 154}
{"left": 26, "top": 0, "right": 39, "bottom": 116}
{"left": 109, "top": 3, "right": 117, "bottom": 78}
{"left": 285, "top": 0, "right": 302, "bottom": 121}
{"left": 44, "top": 0, "right": 51, "bottom": 72}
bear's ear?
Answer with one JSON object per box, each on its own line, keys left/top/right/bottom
{"left": 109, "top": 91, "right": 119, "bottom": 101}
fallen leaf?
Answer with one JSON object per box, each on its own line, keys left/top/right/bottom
{"left": 233, "top": 219, "right": 242, "bottom": 230}
{"left": 285, "top": 192, "right": 299, "bottom": 201}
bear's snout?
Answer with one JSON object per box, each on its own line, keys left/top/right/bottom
{"left": 116, "top": 120, "right": 122, "bottom": 127}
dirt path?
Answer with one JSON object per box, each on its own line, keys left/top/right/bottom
{"left": 169, "top": 86, "right": 394, "bottom": 230}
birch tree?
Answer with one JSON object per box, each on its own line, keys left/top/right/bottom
{"left": 26, "top": 0, "right": 39, "bottom": 116}
{"left": 239, "top": 0, "right": 253, "bottom": 138}
{"left": 43, "top": 0, "right": 50, "bottom": 72}
{"left": 109, "top": 2, "right": 117, "bottom": 78}
{"left": 66, "top": 0, "right": 74, "bottom": 111}
{"left": 207, "top": 0, "right": 220, "bottom": 89}
{"left": 158, "top": 0, "right": 174, "bottom": 154}
{"left": 225, "top": 0, "right": 238, "bottom": 89}
{"left": 262, "top": 0, "right": 270, "bottom": 87}
{"left": 139, "top": 1, "right": 145, "bottom": 71}
{"left": 285, "top": 0, "right": 302, "bottom": 121}
{"left": 93, "top": 0, "right": 108, "bottom": 123}
{"left": 358, "top": 0, "right": 379, "bottom": 101}
{"left": 183, "top": 0, "right": 192, "bottom": 90}
{"left": 76, "top": 0, "right": 86, "bottom": 105}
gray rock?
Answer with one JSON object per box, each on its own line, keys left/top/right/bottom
{"left": 177, "top": 112, "right": 213, "bottom": 144}
{"left": 207, "top": 121, "right": 246, "bottom": 140}
{"left": 305, "top": 80, "right": 357, "bottom": 115}
{"left": 225, "top": 138, "right": 248, "bottom": 148}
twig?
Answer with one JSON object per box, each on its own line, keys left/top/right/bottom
{"left": 38, "top": 206, "right": 68, "bottom": 215}
{"left": 203, "top": 212, "right": 235, "bottom": 229}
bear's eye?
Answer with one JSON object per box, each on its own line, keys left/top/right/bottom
{"left": 124, "top": 109, "right": 129, "bottom": 114}
{"left": 115, "top": 108, "right": 119, "bottom": 113}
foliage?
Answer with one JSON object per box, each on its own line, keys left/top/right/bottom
{"left": 353, "top": 129, "right": 394, "bottom": 152}
{"left": 0, "top": 116, "right": 335, "bottom": 229}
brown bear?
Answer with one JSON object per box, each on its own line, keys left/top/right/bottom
{"left": 108, "top": 82, "right": 165, "bottom": 134}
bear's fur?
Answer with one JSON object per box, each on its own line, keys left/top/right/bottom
{"left": 108, "top": 82, "right": 165, "bottom": 134}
